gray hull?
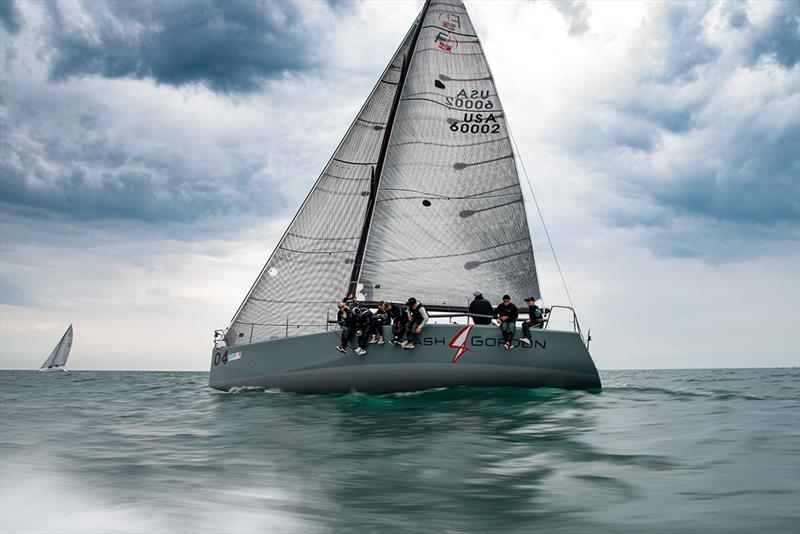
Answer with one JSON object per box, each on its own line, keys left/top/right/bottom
{"left": 209, "top": 324, "right": 600, "bottom": 393}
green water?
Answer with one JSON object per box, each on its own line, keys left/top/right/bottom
{"left": 1, "top": 369, "right": 798, "bottom": 533}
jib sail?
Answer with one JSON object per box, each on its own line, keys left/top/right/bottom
{"left": 225, "top": 18, "right": 419, "bottom": 345}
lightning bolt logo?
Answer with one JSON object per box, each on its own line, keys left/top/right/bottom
{"left": 449, "top": 324, "right": 475, "bottom": 363}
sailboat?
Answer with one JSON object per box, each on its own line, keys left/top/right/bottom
{"left": 209, "top": 0, "right": 601, "bottom": 393}
{"left": 39, "top": 324, "right": 73, "bottom": 373}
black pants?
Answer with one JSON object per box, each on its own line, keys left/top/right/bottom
{"left": 406, "top": 321, "right": 423, "bottom": 344}
{"left": 369, "top": 319, "right": 386, "bottom": 340}
{"left": 521, "top": 321, "right": 543, "bottom": 339}
{"left": 357, "top": 326, "right": 371, "bottom": 349}
{"left": 340, "top": 326, "right": 355, "bottom": 347}
{"left": 392, "top": 321, "right": 407, "bottom": 342}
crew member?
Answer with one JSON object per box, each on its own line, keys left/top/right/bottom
{"left": 369, "top": 300, "right": 390, "bottom": 345}
{"left": 390, "top": 302, "right": 407, "bottom": 345}
{"left": 354, "top": 306, "right": 373, "bottom": 356}
{"left": 520, "top": 297, "right": 545, "bottom": 347}
{"left": 402, "top": 297, "right": 429, "bottom": 349}
{"left": 336, "top": 301, "right": 356, "bottom": 353}
{"left": 468, "top": 291, "right": 493, "bottom": 325}
{"left": 494, "top": 294, "right": 518, "bottom": 350}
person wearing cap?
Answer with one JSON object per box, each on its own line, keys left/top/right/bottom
{"left": 402, "top": 297, "right": 429, "bottom": 349}
{"left": 520, "top": 297, "right": 545, "bottom": 347}
{"left": 468, "top": 291, "right": 493, "bottom": 325}
{"left": 494, "top": 294, "right": 519, "bottom": 350}
{"left": 389, "top": 301, "right": 408, "bottom": 345}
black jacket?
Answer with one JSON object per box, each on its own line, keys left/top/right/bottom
{"left": 356, "top": 308, "right": 374, "bottom": 328}
{"left": 337, "top": 307, "right": 356, "bottom": 327}
{"left": 469, "top": 296, "right": 493, "bottom": 325}
{"left": 408, "top": 303, "right": 429, "bottom": 326}
{"left": 527, "top": 304, "right": 544, "bottom": 326}
{"left": 388, "top": 304, "right": 407, "bottom": 325}
{"left": 494, "top": 302, "right": 518, "bottom": 323}
{"left": 336, "top": 308, "right": 355, "bottom": 326}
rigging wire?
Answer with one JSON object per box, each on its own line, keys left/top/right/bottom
{"left": 506, "top": 122, "right": 576, "bottom": 311}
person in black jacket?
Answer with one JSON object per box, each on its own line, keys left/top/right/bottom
{"left": 336, "top": 301, "right": 356, "bottom": 353}
{"left": 520, "top": 297, "right": 545, "bottom": 347}
{"left": 389, "top": 302, "right": 408, "bottom": 345}
{"left": 369, "top": 300, "right": 391, "bottom": 345}
{"left": 353, "top": 306, "right": 373, "bottom": 356}
{"left": 494, "top": 294, "right": 519, "bottom": 350}
{"left": 468, "top": 291, "right": 493, "bottom": 325}
{"left": 403, "top": 297, "right": 429, "bottom": 349}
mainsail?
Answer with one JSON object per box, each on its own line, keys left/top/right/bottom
{"left": 40, "top": 324, "right": 73, "bottom": 369}
{"left": 225, "top": 19, "right": 420, "bottom": 345}
{"left": 358, "top": 0, "right": 540, "bottom": 306}
{"left": 226, "top": 0, "right": 540, "bottom": 346}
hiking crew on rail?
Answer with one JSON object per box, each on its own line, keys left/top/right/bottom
{"left": 520, "top": 296, "right": 545, "bottom": 347}
{"left": 334, "top": 293, "right": 546, "bottom": 355}
{"left": 494, "top": 294, "right": 519, "bottom": 350}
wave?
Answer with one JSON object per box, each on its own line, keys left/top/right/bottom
{"left": 603, "top": 384, "right": 767, "bottom": 401}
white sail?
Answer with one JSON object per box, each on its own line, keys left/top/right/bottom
{"left": 225, "top": 21, "right": 420, "bottom": 346}
{"left": 225, "top": 0, "right": 541, "bottom": 346}
{"left": 40, "top": 324, "right": 73, "bottom": 369}
{"left": 357, "top": 0, "right": 540, "bottom": 307}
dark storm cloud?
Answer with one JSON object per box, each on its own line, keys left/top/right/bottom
{"left": 649, "top": 124, "right": 797, "bottom": 228}
{"left": 41, "top": 0, "right": 338, "bottom": 93}
{"left": 0, "top": 0, "right": 358, "bottom": 228}
{"left": 0, "top": 94, "right": 291, "bottom": 225}
{"left": 0, "top": 0, "right": 22, "bottom": 34}
{"left": 0, "top": 159, "right": 262, "bottom": 224}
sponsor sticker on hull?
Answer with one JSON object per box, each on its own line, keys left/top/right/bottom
{"left": 444, "top": 326, "right": 546, "bottom": 363}
{"left": 448, "top": 324, "right": 474, "bottom": 363}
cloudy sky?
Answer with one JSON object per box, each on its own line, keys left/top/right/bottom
{"left": 1, "top": 0, "right": 798, "bottom": 371}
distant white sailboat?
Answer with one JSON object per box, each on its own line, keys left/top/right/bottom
{"left": 39, "top": 324, "right": 73, "bottom": 373}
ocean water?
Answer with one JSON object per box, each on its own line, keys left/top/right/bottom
{"left": 0, "top": 369, "right": 797, "bottom": 534}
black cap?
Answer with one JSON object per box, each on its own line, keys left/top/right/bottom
{"left": 502, "top": 294, "right": 510, "bottom": 300}
{"left": 406, "top": 297, "right": 417, "bottom": 306}
{"left": 525, "top": 296, "right": 536, "bottom": 302}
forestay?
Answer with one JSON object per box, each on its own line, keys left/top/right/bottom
{"left": 225, "top": 22, "right": 419, "bottom": 346}
{"left": 357, "top": 0, "right": 540, "bottom": 307}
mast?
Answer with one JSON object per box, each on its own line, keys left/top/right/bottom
{"left": 346, "top": 0, "right": 432, "bottom": 299}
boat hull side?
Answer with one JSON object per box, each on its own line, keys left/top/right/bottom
{"left": 209, "top": 324, "right": 600, "bottom": 393}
